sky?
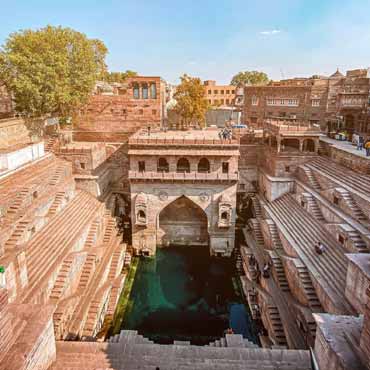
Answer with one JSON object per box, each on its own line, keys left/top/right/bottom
{"left": 0, "top": 0, "right": 370, "bottom": 84}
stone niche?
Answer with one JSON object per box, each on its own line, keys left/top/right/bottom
{"left": 218, "top": 195, "right": 232, "bottom": 228}
{"left": 134, "top": 192, "right": 148, "bottom": 226}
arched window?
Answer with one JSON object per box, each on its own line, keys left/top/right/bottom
{"left": 198, "top": 158, "right": 210, "bottom": 173}
{"left": 157, "top": 158, "right": 169, "bottom": 172}
{"left": 177, "top": 158, "right": 190, "bottom": 173}
{"left": 142, "top": 83, "right": 149, "bottom": 99}
{"left": 281, "top": 138, "right": 300, "bottom": 152}
{"left": 221, "top": 211, "right": 228, "bottom": 220}
{"left": 150, "top": 83, "right": 157, "bottom": 99}
{"left": 137, "top": 210, "right": 146, "bottom": 222}
{"left": 133, "top": 83, "right": 140, "bottom": 99}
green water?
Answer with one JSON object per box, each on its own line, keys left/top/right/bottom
{"left": 121, "top": 245, "right": 254, "bottom": 345}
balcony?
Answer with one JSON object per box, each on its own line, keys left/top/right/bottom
{"left": 129, "top": 170, "right": 239, "bottom": 182}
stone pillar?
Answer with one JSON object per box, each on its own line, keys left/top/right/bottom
{"left": 277, "top": 138, "right": 281, "bottom": 153}
{"left": 299, "top": 139, "right": 304, "bottom": 152}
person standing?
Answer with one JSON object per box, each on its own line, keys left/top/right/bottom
{"left": 365, "top": 140, "right": 370, "bottom": 157}
{"left": 357, "top": 136, "right": 364, "bottom": 151}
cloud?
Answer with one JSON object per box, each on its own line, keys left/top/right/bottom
{"left": 188, "top": 61, "right": 197, "bottom": 65}
{"left": 259, "top": 29, "right": 281, "bottom": 36}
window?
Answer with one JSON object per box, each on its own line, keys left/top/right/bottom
{"left": 221, "top": 211, "right": 228, "bottom": 220}
{"left": 137, "top": 210, "right": 146, "bottom": 222}
{"left": 152, "top": 109, "right": 157, "bottom": 115}
{"left": 214, "top": 99, "right": 219, "bottom": 105}
{"left": 221, "top": 90, "right": 224, "bottom": 94}
{"left": 157, "top": 158, "right": 169, "bottom": 172}
{"left": 177, "top": 158, "right": 190, "bottom": 173}
{"left": 122, "top": 109, "right": 127, "bottom": 115}
{"left": 133, "top": 83, "right": 140, "bottom": 99}
{"left": 232, "top": 90, "right": 235, "bottom": 94}
{"left": 285, "top": 166, "right": 290, "bottom": 172}
{"left": 220, "top": 99, "right": 224, "bottom": 105}
{"left": 208, "top": 90, "right": 212, "bottom": 94}
{"left": 214, "top": 90, "right": 218, "bottom": 94}
{"left": 208, "top": 99, "right": 212, "bottom": 104}
{"left": 138, "top": 161, "right": 145, "bottom": 172}
{"left": 139, "top": 109, "right": 143, "bottom": 115}
{"left": 226, "top": 99, "right": 230, "bottom": 105}
{"left": 226, "top": 90, "right": 230, "bottom": 94}
{"left": 150, "top": 83, "right": 157, "bottom": 99}
{"left": 251, "top": 117, "right": 257, "bottom": 123}
{"left": 222, "top": 162, "right": 229, "bottom": 174}
{"left": 312, "top": 99, "right": 320, "bottom": 107}
{"left": 142, "top": 84, "right": 149, "bottom": 99}
{"left": 81, "top": 163, "right": 86, "bottom": 170}
{"left": 251, "top": 96, "right": 259, "bottom": 106}
{"left": 198, "top": 158, "right": 210, "bottom": 173}
{"left": 266, "top": 98, "right": 299, "bottom": 106}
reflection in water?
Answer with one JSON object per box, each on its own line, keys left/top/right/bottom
{"left": 122, "top": 246, "right": 256, "bottom": 345}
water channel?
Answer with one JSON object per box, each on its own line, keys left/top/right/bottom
{"left": 121, "top": 245, "right": 257, "bottom": 345}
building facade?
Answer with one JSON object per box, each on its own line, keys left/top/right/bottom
{"left": 74, "top": 76, "right": 166, "bottom": 142}
{"left": 204, "top": 80, "right": 236, "bottom": 107}
{"left": 128, "top": 128, "right": 239, "bottom": 257}
{"left": 244, "top": 69, "right": 370, "bottom": 136}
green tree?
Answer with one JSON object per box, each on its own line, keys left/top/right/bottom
{"left": 174, "top": 74, "right": 209, "bottom": 129}
{"left": 230, "top": 71, "right": 269, "bottom": 86}
{"left": 0, "top": 25, "right": 107, "bottom": 135}
{"left": 105, "top": 70, "right": 137, "bottom": 83}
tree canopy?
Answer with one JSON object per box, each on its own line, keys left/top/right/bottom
{"left": 230, "top": 71, "right": 269, "bottom": 86}
{"left": 105, "top": 70, "right": 137, "bottom": 83}
{"left": 0, "top": 25, "right": 107, "bottom": 129}
{"left": 173, "top": 74, "right": 209, "bottom": 129}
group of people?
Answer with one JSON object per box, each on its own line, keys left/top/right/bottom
{"left": 218, "top": 128, "right": 232, "bottom": 140}
{"left": 314, "top": 241, "right": 326, "bottom": 255}
{"left": 353, "top": 135, "right": 370, "bottom": 156}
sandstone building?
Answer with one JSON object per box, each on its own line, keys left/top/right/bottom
{"left": 244, "top": 68, "right": 370, "bottom": 137}
{"left": 204, "top": 80, "right": 236, "bottom": 107}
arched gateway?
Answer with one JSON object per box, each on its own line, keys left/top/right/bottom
{"left": 157, "top": 196, "right": 209, "bottom": 247}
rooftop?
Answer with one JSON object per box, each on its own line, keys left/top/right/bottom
{"left": 129, "top": 128, "right": 239, "bottom": 146}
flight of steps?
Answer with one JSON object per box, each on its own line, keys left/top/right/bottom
{"left": 303, "top": 193, "right": 325, "bottom": 221}
{"left": 266, "top": 306, "right": 288, "bottom": 347}
{"left": 306, "top": 157, "right": 370, "bottom": 198}
{"left": 49, "top": 256, "right": 74, "bottom": 302}
{"left": 51, "top": 330, "right": 311, "bottom": 370}
{"left": 77, "top": 254, "right": 97, "bottom": 291}
{"left": 267, "top": 221, "right": 284, "bottom": 250}
{"left": 264, "top": 194, "right": 353, "bottom": 314}
{"left": 347, "top": 230, "right": 368, "bottom": 253}
{"left": 47, "top": 192, "right": 66, "bottom": 217}
{"left": 49, "top": 165, "right": 66, "bottom": 186}
{"left": 107, "top": 246, "right": 124, "bottom": 281}
{"left": 45, "top": 136, "right": 58, "bottom": 152}
{"left": 269, "top": 252, "right": 290, "bottom": 292}
{"left": 83, "top": 220, "right": 101, "bottom": 248}
{"left": 296, "top": 266, "right": 323, "bottom": 311}
{"left": 336, "top": 188, "right": 368, "bottom": 223}
{"left": 21, "top": 191, "right": 101, "bottom": 303}
{"left": 4, "top": 220, "right": 30, "bottom": 250}
{"left": 5, "top": 188, "right": 29, "bottom": 217}
{"left": 301, "top": 166, "right": 321, "bottom": 191}
{"left": 249, "top": 218, "right": 265, "bottom": 247}
{"left": 252, "top": 196, "right": 263, "bottom": 218}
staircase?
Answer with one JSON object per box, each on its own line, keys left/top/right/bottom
{"left": 304, "top": 193, "right": 325, "bottom": 221}
{"left": 77, "top": 254, "right": 97, "bottom": 291}
{"left": 336, "top": 188, "right": 368, "bottom": 223}
{"left": 50, "top": 330, "right": 312, "bottom": 370}
{"left": 47, "top": 192, "right": 66, "bottom": 217}
{"left": 347, "top": 230, "right": 368, "bottom": 253}
{"left": 267, "top": 221, "right": 284, "bottom": 250}
{"left": 252, "top": 196, "right": 263, "bottom": 218}
{"left": 270, "top": 252, "right": 290, "bottom": 292}
{"left": 249, "top": 218, "right": 264, "bottom": 247}
{"left": 4, "top": 220, "right": 30, "bottom": 250}
{"left": 49, "top": 256, "right": 74, "bottom": 302}
{"left": 49, "top": 166, "right": 66, "bottom": 186}
{"left": 297, "top": 265, "right": 322, "bottom": 312}
{"left": 83, "top": 220, "right": 100, "bottom": 248}
{"left": 6, "top": 188, "right": 29, "bottom": 216}
{"left": 301, "top": 166, "right": 321, "bottom": 191}
{"left": 266, "top": 306, "right": 288, "bottom": 346}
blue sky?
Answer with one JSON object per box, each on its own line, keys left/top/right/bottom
{"left": 1, "top": 0, "right": 370, "bottom": 84}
